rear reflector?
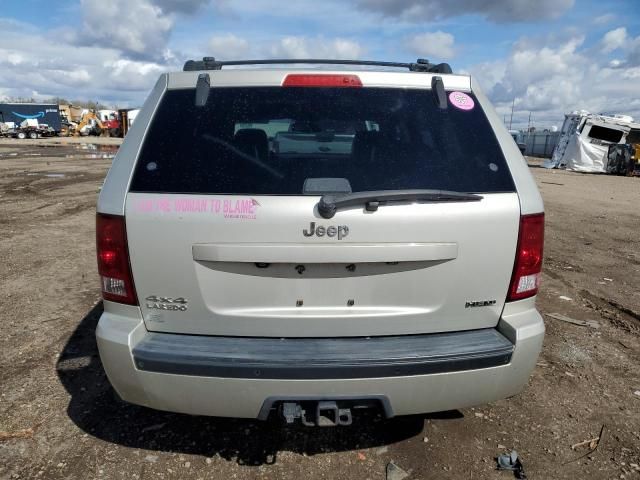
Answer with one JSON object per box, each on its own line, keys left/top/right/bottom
{"left": 96, "top": 214, "right": 137, "bottom": 305}
{"left": 282, "top": 74, "right": 362, "bottom": 88}
{"left": 507, "top": 213, "right": 544, "bottom": 302}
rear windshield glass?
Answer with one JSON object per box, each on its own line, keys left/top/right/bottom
{"left": 130, "top": 87, "right": 514, "bottom": 194}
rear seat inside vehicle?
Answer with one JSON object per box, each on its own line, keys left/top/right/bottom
{"left": 234, "top": 128, "right": 269, "bottom": 162}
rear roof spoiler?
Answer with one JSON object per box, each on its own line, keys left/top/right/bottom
{"left": 183, "top": 57, "right": 453, "bottom": 74}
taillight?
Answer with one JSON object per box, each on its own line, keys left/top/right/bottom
{"left": 96, "top": 214, "right": 137, "bottom": 305}
{"left": 507, "top": 213, "right": 545, "bottom": 301}
{"left": 282, "top": 74, "right": 362, "bottom": 87}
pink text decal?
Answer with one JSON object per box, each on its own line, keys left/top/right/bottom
{"left": 448, "top": 91, "right": 475, "bottom": 111}
{"left": 132, "top": 197, "right": 260, "bottom": 220}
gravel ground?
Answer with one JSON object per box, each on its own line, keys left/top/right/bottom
{"left": 0, "top": 140, "right": 639, "bottom": 479}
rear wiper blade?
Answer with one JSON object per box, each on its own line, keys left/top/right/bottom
{"left": 318, "top": 189, "right": 483, "bottom": 219}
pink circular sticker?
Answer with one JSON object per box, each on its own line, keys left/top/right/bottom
{"left": 449, "top": 91, "right": 475, "bottom": 111}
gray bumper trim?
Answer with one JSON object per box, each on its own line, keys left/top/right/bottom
{"left": 132, "top": 328, "right": 513, "bottom": 380}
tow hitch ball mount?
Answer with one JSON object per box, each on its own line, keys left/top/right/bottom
{"left": 281, "top": 401, "right": 353, "bottom": 427}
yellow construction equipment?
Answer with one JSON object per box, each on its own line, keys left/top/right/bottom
{"left": 74, "top": 112, "right": 107, "bottom": 136}
{"left": 632, "top": 143, "right": 640, "bottom": 175}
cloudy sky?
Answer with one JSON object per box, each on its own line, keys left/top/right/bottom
{"left": 2, "top": 0, "right": 639, "bottom": 128}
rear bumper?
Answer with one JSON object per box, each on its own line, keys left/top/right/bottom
{"left": 96, "top": 300, "right": 544, "bottom": 418}
{"left": 132, "top": 328, "right": 514, "bottom": 380}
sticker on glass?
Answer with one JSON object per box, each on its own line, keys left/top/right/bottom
{"left": 449, "top": 91, "right": 475, "bottom": 111}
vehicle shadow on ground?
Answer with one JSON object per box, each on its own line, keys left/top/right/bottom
{"left": 56, "top": 302, "right": 463, "bottom": 466}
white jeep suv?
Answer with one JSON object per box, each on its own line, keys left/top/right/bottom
{"left": 95, "top": 58, "right": 544, "bottom": 426}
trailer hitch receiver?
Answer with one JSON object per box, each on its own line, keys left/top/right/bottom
{"left": 281, "top": 401, "right": 353, "bottom": 427}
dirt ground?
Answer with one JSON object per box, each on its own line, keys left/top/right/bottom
{"left": 0, "top": 139, "right": 639, "bottom": 480}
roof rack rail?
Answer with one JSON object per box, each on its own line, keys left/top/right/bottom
{"left": 183, "top": 57, "right": 453, "bottom": 74}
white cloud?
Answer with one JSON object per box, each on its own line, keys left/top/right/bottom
{"left": 208, "top": 34, "right": 250, "bottom": 59}
{"left": 6, "top": 53, "right": 24, "bottom": 66}
{"left": 102, "top": 59, "right": 166, "bottom": 91}
{"left": 0, "top": 21, "right": 173, "bottom": 106}
{"left": 460, "top": 59, "right": 505, "bottom": 92}
{"left": 331, "top": 39, "right": 365, "bottom": 59}
{"left": 619, "top": 33, "right": 640, "bottom": 66}
{"left": 598, "top": 27, "right": 640, "bottom": 66}
{"left": 592, "top": 13, "right": 615, "bottom": 25}
{"left": 629, "top": 39, "right": 640, "bottom": 66}
{"left": 357, "top": 0, "right": 574, "bottom": 22}
{"left": 0, "top": 18, "right": 363, "bottom": 107}
{"left": 468, "top": 34, "right": 640, "bottom": 128}
{"left": 406, "top": 31, "right": 455, "bottom": 60}
{"left": 269, "top": 36, "right": 364, "bottom": 59}
{"left": 0, "top": 0, "right": 637, "bottom": 130}
{"left": 601, "top": 27, "right": 627, "bottom": 53}
{"left": 79, "top": 0, "right": 173, "bottom": 60}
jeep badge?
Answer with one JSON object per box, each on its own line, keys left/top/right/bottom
{"left": 303, "top": 222, "right": 349, "bottom": 240}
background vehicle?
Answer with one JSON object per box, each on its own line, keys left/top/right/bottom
{"left": 271, "top": 119, "right": 368, "bottom": 155}
{"left": 509, "top": 129, "right": 527, "bottom": 154}
{"left": 98, "top": 110, "right": 122, "bottom": 137}
{"left": 102, "top": 114, "right": 121, "bottom": 137}
{"left": 96, "top": 58, "right": 545, "bottom": 426}
{"left": 75, "top": 112, "right": 104, "bottom": 136}
{"left": 546, "top": 111, "right": 640, "bottom": 172}
{"left": 2, "top": 118, "right": 57, "bottom": 139}
{"left": 0, "top": 102, "right": 62, "bottom": 134}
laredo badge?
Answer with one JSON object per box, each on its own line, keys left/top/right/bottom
{"left": 145, "top": 296, "right": 188, "bottom": 311}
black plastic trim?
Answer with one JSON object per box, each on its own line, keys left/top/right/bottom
{"left": 183, "top": 57, "right": 453, "bottom": 74}
{"left": 132, "top": 328, "right": 513, "bottom": 380}
{"left": 257, "top": 395, "right": 393, "bottom": 420}
{"left": 194, "top": 73, "right": 210, "bottom": 107}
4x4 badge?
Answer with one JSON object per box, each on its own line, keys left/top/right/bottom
{"left": 145, "top": 296, "right": 188, "bottom": 311}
